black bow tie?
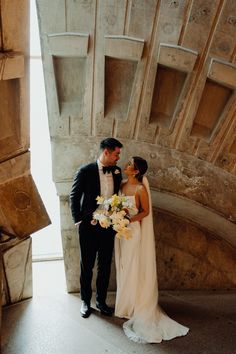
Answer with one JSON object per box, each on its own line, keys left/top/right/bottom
{"left": 102, "top": 166, "right": 114, "bottom": 174}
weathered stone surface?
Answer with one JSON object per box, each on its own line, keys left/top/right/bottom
{"left": 61, "top": 229, "right": 80, "bottom": 293}
{"left": 154, "top": 211, "right": 236, "bottom": 290}
{"left": 2, "top": 238, "right": 32, "bottom": 305}
{"left": 0, "top": 0, "right": 51, "bottom": 338}
{"left": 0, "top": 153, "right": 51, "bottom": 239}
{"left": 36, "top": 0, "right": 236, "bottom": 292}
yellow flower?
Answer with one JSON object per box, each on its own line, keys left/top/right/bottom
{"left": 110, "top": 194, "right": 120, "bottom": 208}
{"left": 113, "top": 222, "right": 131, "bottom": 239}
{"left": 115, "top": 227, "right": 131, "bottom": 240}
{"left": 96, "top": 196, "right": 105, "bottom": 204}
{"left": 123, "top": 228, "right": 132, "bottom": 240}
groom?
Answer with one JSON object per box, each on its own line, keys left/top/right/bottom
{"left": 70, "top": 138, "right": 123, "bottom": 318}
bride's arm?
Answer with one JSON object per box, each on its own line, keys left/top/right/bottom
{"left": 130, "top": 185, "right": 149, "bottom": 223}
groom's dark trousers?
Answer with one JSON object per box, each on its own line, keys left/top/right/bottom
{"left": 79, "top": 218, "right": 114, "bottom": 304}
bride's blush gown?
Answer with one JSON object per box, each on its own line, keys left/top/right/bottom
{"left": 115, "top": 179, "right": 189, "bottom": 343}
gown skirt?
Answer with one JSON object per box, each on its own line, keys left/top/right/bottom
{"left": 115, "top": 194, "right": 189, "bottom": 343}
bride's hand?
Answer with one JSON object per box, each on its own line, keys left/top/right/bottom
{"left": 122, "top": 208, "right": 131, "bottom": 221}
{"left": 122, "top": 207, "right": 129, "bottom": 215}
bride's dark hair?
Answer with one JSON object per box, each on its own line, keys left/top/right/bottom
{"left": 133, "top": 156, "right": 148, "bottom": 182}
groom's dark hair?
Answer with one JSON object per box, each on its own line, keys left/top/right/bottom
{"left": 133, "top": 156, "right": 148, "bottom": 182}
{"left": 100, "top": 137, "right": 123, "bottom": 151}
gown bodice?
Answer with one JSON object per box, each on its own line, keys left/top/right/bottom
{"left": 124, "top": 195, "right": 138, "bottom": 217}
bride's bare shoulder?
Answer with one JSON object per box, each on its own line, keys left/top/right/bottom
{"left": 136, "top": 183, "right": 147, "bottom": 195}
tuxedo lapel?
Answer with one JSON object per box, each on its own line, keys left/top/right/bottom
{"left": 93, "top": 162, "right": 100, "bottom": 195}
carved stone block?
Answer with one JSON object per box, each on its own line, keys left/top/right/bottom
{"left": 0, "top": 152, "right": 51, "bottom": 239}
{"left": 2, "top": 237, "right": 32, "bottom": 305}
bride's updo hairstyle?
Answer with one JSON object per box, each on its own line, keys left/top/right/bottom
{"left": 133, "top": 156, "right": 148, "bottom": 182}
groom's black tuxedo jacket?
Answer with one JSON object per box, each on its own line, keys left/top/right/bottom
{"left": 70, "top": 162, "right": 122, "bottom": 224}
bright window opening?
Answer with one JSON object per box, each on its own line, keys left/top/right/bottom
{"left": 30, "top": 0, "right": 62, "bottom": 261}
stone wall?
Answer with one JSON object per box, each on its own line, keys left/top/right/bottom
{"left": 36, "top": 0, "right": 236, "bottom": 292}
{"left": 154, "top": 210, "right": 236, "bottom": 290}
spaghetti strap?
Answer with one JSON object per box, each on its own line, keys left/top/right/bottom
{"left": 135, "top": 184, "right": 143, "bottom": 193}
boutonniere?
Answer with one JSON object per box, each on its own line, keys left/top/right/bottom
{"left": 114, "top": 169, "right": 120, "bottom": 174}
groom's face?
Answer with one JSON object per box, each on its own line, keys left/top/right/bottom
{"left": 104, "top": 147, "right": 121, "bottom": 166}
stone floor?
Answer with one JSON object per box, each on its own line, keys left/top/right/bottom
{"left": 1, "top": 260, "right": 236, "bottom": 354}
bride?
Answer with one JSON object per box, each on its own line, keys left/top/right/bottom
{"left": 115, "top": 156, "right": 189, "bottom": 343}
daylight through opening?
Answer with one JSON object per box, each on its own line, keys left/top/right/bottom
{"left": 30, "top": 0, "right": 62, "bottom": 261}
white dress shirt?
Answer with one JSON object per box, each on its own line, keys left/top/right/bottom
{"left": 97, "top": 159, "right": 114, "bottom": 198}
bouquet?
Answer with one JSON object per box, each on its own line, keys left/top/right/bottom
{"left": 92, "top": 194, "right": 133, "bottom": 239}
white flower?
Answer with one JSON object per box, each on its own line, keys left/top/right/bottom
{"left": 114, "top": 169, "right": 120, "bottom": 174}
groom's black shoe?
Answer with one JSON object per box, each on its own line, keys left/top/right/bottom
{"left": 80, "top": 301, "right": 91, "bottom": 318}
{"left": 96, "top": 302, "right": 114, "bottom": 316}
